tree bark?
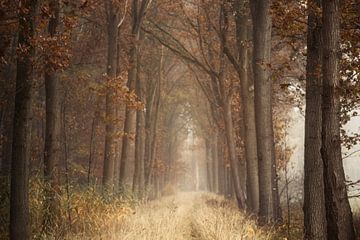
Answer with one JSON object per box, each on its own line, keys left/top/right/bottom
{"left": 234, "top": 0, "right": 259, "bottom": 213}
{"left": 43, "top": 0, "right": 61, "bottom": 233}
{"left": 147, "top": 81, "right": 160, "bottom": 186}
{"left": 217, "top": 134, "right": 226, "bottom": 195}
{"left": 0, "top": 44, "right": 16, "bottom": 177}
{"left": 205, "top": 138, "right": 213, "bottom": 191}
{"left": 119, "top": 0, "right": 151, "bottom": 189}
{"left": 87, "top": 99, "right": 100, "bottom": 186}
{"left": 211, "top": 130, "right": 219, "bottom": 193}
{"left": 144, "top": 47, "right": 162, "bottom": 188}
{"left": 103, "top": 0, "right": 119, "bottom": 190}
{"left": 223, "top": 99, "right": 245, "bottom": 208}
{"left": 321, "top": 1, "right": 356, "bottom": 239}
{"left": 10, "top": 1, "right": 38, "bottom": 239}
{"left": 133, "top": 48, "right": 145, "bottom": 197}
{"left": 250, "top": 0, "right": 279, "bottom": 223}
{"left": 119, "top": 23, "right": 139, "bottom": 189}
{"left": 303, "top": 1, "right": 327, "bottom": 239}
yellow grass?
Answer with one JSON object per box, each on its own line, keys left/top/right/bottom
{"left": 90, "top": 192, "right": 273, "bottom": 240}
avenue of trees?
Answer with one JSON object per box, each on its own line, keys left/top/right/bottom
{"left": 0, "top": 0, "right": 359, "bottom": 239}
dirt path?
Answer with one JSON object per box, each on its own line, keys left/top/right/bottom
{"left": 97, "top": 192, "right": 271, "bottom": 240}
{"left": 115, "top": 192, "right": 202, "bottom": 240}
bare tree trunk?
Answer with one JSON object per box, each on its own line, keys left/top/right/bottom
{"left": 0, "top": 99, "right": 14, "bottom": 178}
{"left": 119, "top": 33, "right": 139, "bottom": 189}
{"left": 144, "top": 95, "right": 154, "bottom": 188}
{"left": 119, "top": 0, "right": 151, "bottom": 190}
{"left": 133, "top": 48, "right": 145, "bottom": 197}
{"left": 0, "top": 33, "right": 17, "bottom": 178}
{"left": 250, "top": 0, "right": 277, "bottom": 224}
{"left": 114, "top": 105, "right": 123, "bottom": 190}
{"left": 321, "top": 1, "right": 355, "bottom": 239}
{"left": 205, "top": 139, "right": 213, "bottom": 191}
{"left": 147, "top": 83, "right": 160, "bottom": 186}
{"left": 145, "top": 46, "right": 162, "bottom": 188}
{"left": 10, "top": 1, "right": 38, "bottom": 239}
{"left": 43, "top": 0, "right": 61, "bottom": 233}
{"left": 303, "top": 1, "right": 327, "bottom": 238}
{"left": 103, "top": 0, "right": 119, "bottom": 190}
{"left": 272, "top": 148, "right": 282, "bottom": 223}
{"left": 223, "top": 99, "right": 245, "bottom": 208}
{"left": 217, "top": 134, "right": 226, "bottom": 195}
{"left": 87, "top": 100, "right": 100, "bottom": 186}
{"left": 234, "top": 0, "right": 259, "bottom": 214}
{"left": 61, "top": 98, "right": 72, "bottom": 231}
{"left": 211, "top": 130, "right": 219, "bottom": 193}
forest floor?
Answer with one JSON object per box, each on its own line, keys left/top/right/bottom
{"left": 84, "top": 192, "right": 274, "bottom": 240}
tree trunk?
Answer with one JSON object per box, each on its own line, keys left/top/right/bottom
{"left": 321, "top": 1, "right": 355, "bottom": 239}
{"left": 114, "top": 105, "right": 123, "bottom": 190}
{"left": 133, "top": 49, "right": 145, "bottom": 197}
{"left": 119, "top": 0, "right": 150, "bottom": 190}
{"left": 119, "top": 35, "right": 139, "bottom": 189}
{"left": 0, "top": 50, "right": 16, "bottom": 177}
{"left": 217, "top": 134, "right": 226, "bottom": 195}
{"left": 205, "top": 139, "right": 212, "bottom": 191}
{"left": 103, "top": 1, "right": 118, "bottom": 190}
{"left": 43, "top": 0, "right": 61, "bottom": 233}
{"left": 303, "top": 1, "right": 327, "bottom": 238}
{"left": 145, "top": 47, "right": 162, "bottom": 188}
{"left": 211, "top": 130, "right": 219, "bottom": 193}
{"left": 10, "top": 1, "right": 38, "bottom": 239}
{"left": 87, "top": 100, "right": 100, "bottom": 186}
{"left": 234, "top": 0, "right": 259, "bottom": 214}
{"left": 147, "top": 83, "right": 160, "bottom": 187}
{"left": 250, "top": 0, "right": 277, "bottom": 224}
{"left": 223, "top": 99, "right": 245, "bottom": 208}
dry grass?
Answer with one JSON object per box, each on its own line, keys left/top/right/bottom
{"left": 96, "top": 192, "right": 274, "bottom": 240}
{"left": 2, "top": 179, "right": 358, "bottom": 240}
{"left": 191, "top": 194, "right": 273, "bottom": 240}
{"left": 0, "top": 177, "right": 135, "bottom": 240}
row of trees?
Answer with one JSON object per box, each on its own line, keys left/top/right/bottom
{"left": 146, "top": 0, "right": 359, "bottom": 238}
{"left": 0, "top": 0, "right": 171, "bottom": 238}
{"left": 0, "top": 0, "right": 359, "bottom": 239}
{"left": 145, "top": 0, "right": 287, "bottom": 223}
{"left": 303, "top": 0, "right": 356, "bottom": 239}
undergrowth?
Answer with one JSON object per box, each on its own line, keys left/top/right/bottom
{"left": 1, "top": 178, "right": 359, "bottom": 239}
{"left": 0, "top": 176, "right": 135, "bottom": 240}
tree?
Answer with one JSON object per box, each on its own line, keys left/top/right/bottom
{"left": 321, "top": 0, "right": 355, "bottom": 238}
{"left": 103, "top": 0, "right": 119, "bottom": 190}
{"left": 43, "top": 0, "right": 61, "bottom": 233}
{"left": 303, "top": 1, "right": 327, "bottom": 239}
{"left": 133, "top": 40, "right": 145, "bottom": 197}
{"left": 10, "top": 1, "right": 38, "bottom": 239}
{"left": 144, "top": 45, "right": 162, "bottom": 188}
{"left": 250, "top": 0, "right": 279, "bottom": 223}
{"left": 223, "top": 0, "right": 259, "bottom": 213}
{"left": 119, "top": 0, "right": 151, "bottom": 188}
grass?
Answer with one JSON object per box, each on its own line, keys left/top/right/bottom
{"left": 191, "top": 194, "right": 273, "bottom": 240}
{"left": 103, "top": 192, "right": 274, "bottom": 240}
{"left": 0, "top": 176, "right": 136, "bottom": 240}
{"left": 1, "top": 177, "right": 360, "bottom": 240}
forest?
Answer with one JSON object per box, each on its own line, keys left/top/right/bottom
{"left": 0, "top": 0, "right": 360, "bottom": 239}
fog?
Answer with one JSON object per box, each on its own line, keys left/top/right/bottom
{"left": 288, "top": 108, "right": 360, "bottom": 203}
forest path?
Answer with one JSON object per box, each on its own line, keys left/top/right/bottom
{"left": 115, "top": 192, "right": 204, "bottom": 240}
{"left": 110, "top": 192, "right": 272, "bottom": 240}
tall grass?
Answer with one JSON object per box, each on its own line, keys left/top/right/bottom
{"left": 1, "top": 178, "right": 359, "bottom": 240}
{"left": 110, "top": 193, "right": 274, "bottom": 240}
{"left": 0, "top": 176, "right": 135, "bottom": 239}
